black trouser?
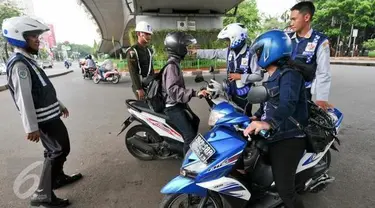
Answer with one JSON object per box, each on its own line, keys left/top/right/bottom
{"left": 164, "top": 103, "right": 200, "bottom": 154}
{"left": 39, "top": 118, "right": 71, "bottom": 188}
{"left": 269, "top": 137, "right": 306, "bottom": 208}
{"left": 232, "top": 95, "right": 252, "bottom": 116}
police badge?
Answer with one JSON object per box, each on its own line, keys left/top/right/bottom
{"left": 18, "top": 69, "right": 28, "bottom": 79}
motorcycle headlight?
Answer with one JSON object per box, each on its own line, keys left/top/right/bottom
{"left": 180, "top": 160, "right": 208, "bottom": 178}
{"left": 208, "top": 110, "right": 225, "bottom": 126}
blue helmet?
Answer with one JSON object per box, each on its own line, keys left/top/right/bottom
{"left": 250, "top": 30, "right": 292, "bottom": 69}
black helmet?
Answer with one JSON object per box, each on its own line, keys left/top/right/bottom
{"left": 85, "top": 55, "right": 92, "bottom": 59}
{"left": 164, "top": 32, "right": 196, "bottom": 59}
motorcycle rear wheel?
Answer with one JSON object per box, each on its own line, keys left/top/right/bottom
{"left": 159, "top": 193, "right": 223, "bottom": 208}
{"left": 125, "top": 125, "right": 161, "bottom": 161}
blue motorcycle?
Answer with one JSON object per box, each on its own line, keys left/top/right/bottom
{"left": 159, "top": 87, "right": 343, "bottom": 208}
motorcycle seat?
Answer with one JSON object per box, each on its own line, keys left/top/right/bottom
{"left": 130, "top": 100, "right": 169, "bottom": 120}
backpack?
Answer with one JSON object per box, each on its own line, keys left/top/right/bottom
{"left": 142, "top": 60, "right": 179, "bottom": 113}
{"left": 277, "top": 69, "right": 340, "bottom": 154}
{"left": 282, "top": 55, "right": 317, "bottom": 82}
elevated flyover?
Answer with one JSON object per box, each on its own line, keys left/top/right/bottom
{"left": 78, "top": 0, "right": 244, "bottom": 53}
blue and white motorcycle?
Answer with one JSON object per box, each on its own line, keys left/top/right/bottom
{"left": 159, "top": 86, "right": 343, "bottom": 208}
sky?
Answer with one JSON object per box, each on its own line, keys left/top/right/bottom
{"left": 256, "top": 0, "right": 297, "bottom": 18}
{"left": 30, "top": 0, "right": 297, "bottom": 47}
{"left": 31, "top": 0, "right": 100, "bottom": 46}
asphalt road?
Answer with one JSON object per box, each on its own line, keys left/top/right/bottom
{"left": 0, "top": 62, "right": 69, "bottom": 86}
{"left": 0, "top": 65, "right": 374, "bottom": 208}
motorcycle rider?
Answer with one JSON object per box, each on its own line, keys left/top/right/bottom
{"left": 127, "top": 21, "right": 155, "bottom": 100}
{"left": 162, "top": 31, "right": 208, "bottom": 155}
{"left": 244, "top": 30, "right": 308, "bottom": 208}
{"left": 3, "top": 16, "right": 82, "bottom": 207}
{"left": 289, "top": 1, "right": 332, "bottom": 111}
{"left": 191, "top": 23, "right": 263, "bottom": 116}
{"left": 64, "top": 59, "right": 70, "bottom": 69}
{"left": 98, "top": 58, "right": 114, "bottom": 80}
{"left": 83, "top": 54, "right": 96, "bottom": 75}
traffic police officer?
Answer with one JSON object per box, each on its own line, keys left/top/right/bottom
{"left": 192, "top": 23, "right": 263, "bottom": 115}
{"left": 289, "top": 1, "right": 333, "bottom": 111}
{"left": 126, "top": 21, "right": 155, "bottom": 100}
{"left": 3, "top": 16, "right": 82, "bottom": 207}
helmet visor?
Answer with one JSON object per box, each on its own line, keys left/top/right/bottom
{"left": 181, "top": 34, "right": 197, "bottom": 46}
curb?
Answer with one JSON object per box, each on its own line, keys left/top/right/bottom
{"left": 330, "top": 61, "right": 375, "bottom": 66}
{"left": 0, "top": 70, "right": 74, "bottom": 92}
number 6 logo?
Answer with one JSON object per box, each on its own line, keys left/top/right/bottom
{"left": 13, "top": 161, "right": 43, "bottom": 199}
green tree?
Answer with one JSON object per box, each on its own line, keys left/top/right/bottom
{"left": 39, "top": 48, "right": 48, "bottom": 59}
{"left": 260, "top": 15, "right": 287, "bottom": 32}
{"left": 363, "top": 38, "right": 375, "bottom": 50}
{"left": 0, "top": 3, "right": 23, "bottom": 60}
{"left": 92, "top": 40, "right": 99, "bottom": 59}
{"left": 223, "top": 0, "right": 261, "bottom": 39}
{"left": 313, "top": 0, "right": 375, "bottom": 41}
{"left": 56, "top": 42, "right": 93, "bottom": 58}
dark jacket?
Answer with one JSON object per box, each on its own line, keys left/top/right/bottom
{"left": 255, "top": 67, "right": 308, "bottom": 140}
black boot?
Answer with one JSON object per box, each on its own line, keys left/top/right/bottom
{"left": 53, "top": 172, "right": 83, "bottom": 190}
{"left": 52, "top": 160, "right": 82, "bottom": 190}
{"left": 30, "top": 159, "right": 70, "bottom": 207}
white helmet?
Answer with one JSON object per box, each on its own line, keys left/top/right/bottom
{"left": 2, "top": 16, "right": 49, "bottom": 48}
{"left": 135, "top": 21, "right": 153, "bottom": 35}
{"left": 217, "top": 23, "right": 248, "bottom": 49}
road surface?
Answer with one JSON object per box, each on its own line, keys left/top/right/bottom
{"left": 0, "top": 62, "right": 71, "bottom": 87}
{"left": 0, "top": 65, "right": 374, "bottom": 208}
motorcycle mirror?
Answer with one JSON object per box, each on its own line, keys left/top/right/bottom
{"left": 194, "top": 74, "right": 205, "bottom": 83}
{"left": 247, "top": 85, "right": 269, "bottom": 104}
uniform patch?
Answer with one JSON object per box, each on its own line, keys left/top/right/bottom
{"left": 322, "top": 40, "right": 329, "bottom": 48}
{"left": 129, "top": 50, "right": 135, "bottom": 58}
{"left": 18, "top": 69, "right": 28, "bottom": 79}
{"left": 228, "top": 53, "right": 233, "bottom": 61}
{"left": 322, "top": 40, "right": 330, "bottom": 53}
{"left": 305, "top": 42, "right": 317, "bottom": 52}
{"left": 241, "top": 58, "right": 248, "bottom": 66}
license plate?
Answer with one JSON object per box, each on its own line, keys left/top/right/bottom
{"left": 189, "top": 134, "right": 216, "bottom": 163}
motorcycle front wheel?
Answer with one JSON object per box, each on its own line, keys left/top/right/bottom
{"left": 112, "top": 75, "right": 120, "bottom": 84}
{"left": 93, "top": 75, "right": 100, "bottom": 84}
{"left": 160, "top": 193, "right": 223, "bottom": 208}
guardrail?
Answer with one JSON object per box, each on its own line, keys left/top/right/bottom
{"left": 111, "top": 59, "right": 227, "bottom": 71}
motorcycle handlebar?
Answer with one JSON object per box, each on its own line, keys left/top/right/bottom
{"left": 198, "top": 93, "right": 212, "bottom": 100}
{"left": 234, "top": 125, "right": 270, "bottom": 141}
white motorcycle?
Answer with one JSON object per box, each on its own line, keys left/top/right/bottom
{"left": 116, "top": 72, "right": 232, "bottom": 161}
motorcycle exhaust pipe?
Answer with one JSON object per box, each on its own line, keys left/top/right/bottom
{"left": 127, "top": 136, "right": 156, "bottom": 155}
